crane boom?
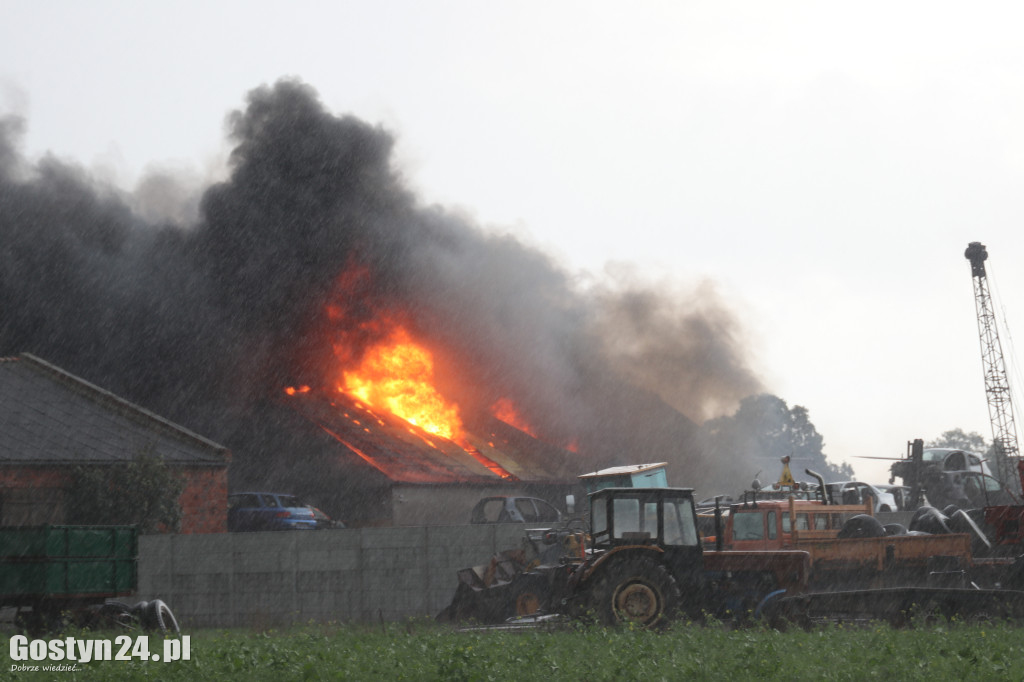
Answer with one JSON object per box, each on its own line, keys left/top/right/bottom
{"left": 965, "top": 241, "right": 1022, "bottom": 494}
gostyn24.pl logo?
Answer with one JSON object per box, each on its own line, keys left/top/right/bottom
{"left": 9, "top": 634, "right": 191, "bottom": 670}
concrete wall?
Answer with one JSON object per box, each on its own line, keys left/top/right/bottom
{"left": 137, "top": 513, "right": 924, "bottom": 628}
{"left": 137, "top": 525, "right": 528, "bottom": 628}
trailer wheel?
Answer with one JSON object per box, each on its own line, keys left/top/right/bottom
{"left": 763, "top": 596, "right": 811, "bottom": 632}
{"left": 891, "top": 598, "right": 949, "bottom": 628}
{"left": 15, "top": 606, "right": 64, "bottom": 638}
{"left": 909, "top": 506, "right": 951, "bottom": 535}
{"left": 964, "top": 606, "right": 998, "bottom": 625}
{"left": 84, "top": 601, "right": 137, "bottom": 631}
{"left": 590, "top": 556, "right": 680, "bottom": 627}
{"left": 947, "top": 509, "right": 993, "bottom": 557}
{"left": 131, "top": 601, "right": 149, "bottom": 619}
{"left": 144, "top": 599, "right": 180, "bottom": 634}
{"left": 837, "top": 514, "right": 885, "bottom": 539}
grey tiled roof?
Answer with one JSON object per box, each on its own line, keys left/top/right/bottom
{"left": 0, "top": 353, "right": 229, "bottom": 467}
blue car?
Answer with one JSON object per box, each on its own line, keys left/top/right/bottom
{"left": 227, "top": 492, "right": 317, "bottom": 531}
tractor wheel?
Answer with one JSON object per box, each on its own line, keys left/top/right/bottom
{"left": 509, "top": 574, "right": 548, "bottom": 618}
{"left": 590, "top": 556, "right": 680, "bottom": 627}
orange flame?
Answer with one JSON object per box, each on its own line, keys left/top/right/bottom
{"left": 491, "top": 397, "right": 538, "bottom": 438}
{"left": 340, "top": 326, "right": 464, "bottom": 441}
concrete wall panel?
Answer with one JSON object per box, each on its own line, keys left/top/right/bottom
{"left": 137, "top": 524, "right": 540, "bottom": 628}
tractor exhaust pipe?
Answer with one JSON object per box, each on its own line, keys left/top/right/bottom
{"left": 806, "top": 469, "right": 828, "bottom": 505}
{"left": 714, "top": 495, "right": 725, "bottom": 552}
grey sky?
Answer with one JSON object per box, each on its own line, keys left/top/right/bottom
{"left": 3, "top": 1, "right": 1024, "bottom": 483}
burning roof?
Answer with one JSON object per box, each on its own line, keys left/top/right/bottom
{"left": 284, "top": 388, "right": 575, "bottom": 485}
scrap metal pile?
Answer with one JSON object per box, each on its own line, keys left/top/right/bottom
{"left": 439, "top": 462, "right": 1024, "bottom": 629}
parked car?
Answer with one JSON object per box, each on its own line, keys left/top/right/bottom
{"left": 227, "top": 492, "right": 317, "bottom": 531}
{"left": 875, "top": 484, "right": 913, "bottom": 511}
{"left": 696, "top": 496, "right": 735, "bottom": 511}
{"left": 469, "top": 496, "right": 562, "bottom": 524}
{"left": 824, "top": 481, "right": 898, "bottom": 513}
{"left": 308, "top": 506, "right": 344, "bottom": 530}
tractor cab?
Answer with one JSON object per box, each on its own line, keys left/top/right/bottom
{"left": 589, "top": 486, "right": 701, "bottom": 549}
{"left": 586, "top": 486, "right": 705, "bottom": 591}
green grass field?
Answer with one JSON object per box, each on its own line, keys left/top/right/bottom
{"left": 3, "top": 618, "right": 1022, "bottom": 681}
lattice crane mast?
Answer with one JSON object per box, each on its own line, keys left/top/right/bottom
{"left": 965, "top": 241, "right": 1022, "bottom": 494}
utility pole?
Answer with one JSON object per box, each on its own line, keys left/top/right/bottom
{"left": 965, "top": 241, "right": 1022, "bottom": 494}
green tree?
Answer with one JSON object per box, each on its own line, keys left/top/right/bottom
{"left": 924, "top": 428, "right": 1013, "bottom": 485}
{"left": 67, "top": 451, "right": 185, "bottom": 533}
{"left": 700, "top": 394, "right": 852, "bottom": 490}
{"left": 926, "top": 428, "right": 989, "bottom": 453}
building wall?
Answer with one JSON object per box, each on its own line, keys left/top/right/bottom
{"left": 137, "top": 524, "right": 529, "bottom": 627}
{"left": 0, "top": 467, "right": 66, "bottom": 525}
{"left": 178, "top": 467, "right": 228, "bottom": 534}
{"left": 0, "top": 464, "right": 227, "bottom": 533}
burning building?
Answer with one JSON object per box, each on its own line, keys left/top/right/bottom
{"left": 0, "top": 78, "right": 763, "bottom": 526}
{"left": 229, "top": 296, "right": 585, "bottom": 525}
{"left": 275, "top": 387, "right": 578, "bottom": 526}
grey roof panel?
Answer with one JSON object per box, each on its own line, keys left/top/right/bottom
{"left": 0, "top": 353, "right": 229, "bottom": 467}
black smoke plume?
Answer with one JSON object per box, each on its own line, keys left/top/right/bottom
{"left": 0, "top": 79, "right": 762, "bottom": 506}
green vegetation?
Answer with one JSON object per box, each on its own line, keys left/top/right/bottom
{"left": 4, "top": 619, "right": 1023, "bottom": 681}
{"left": 927, "top": 428, "right": 989, "bottom": 453}
{"left": 67, "top": 451, "right": 184, "bottom": 533}
{"left": 699, "top": 394, "right": 855, "bottom": 489}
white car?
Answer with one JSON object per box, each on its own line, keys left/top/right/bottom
{"left": 696, "top": 496, "right": 735, "bottom": 510}
{"left": 825, "top": 481, "right": 898, "bottom": 513}
{"left": 469, "top": 496, "right": 562, "bottom": 524}
{"left": 874, "top": 484, "right": 913, "bottom": 511}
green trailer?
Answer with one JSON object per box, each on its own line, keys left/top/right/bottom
{"left": 0, "top": 525, "right": 140, "bottom": 634}
{"left": 0, "top": 525, "right": 137, "bottom": 561}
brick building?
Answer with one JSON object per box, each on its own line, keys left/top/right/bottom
{"left": 0, "top": 353, "right": 229, "bottom": 533}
